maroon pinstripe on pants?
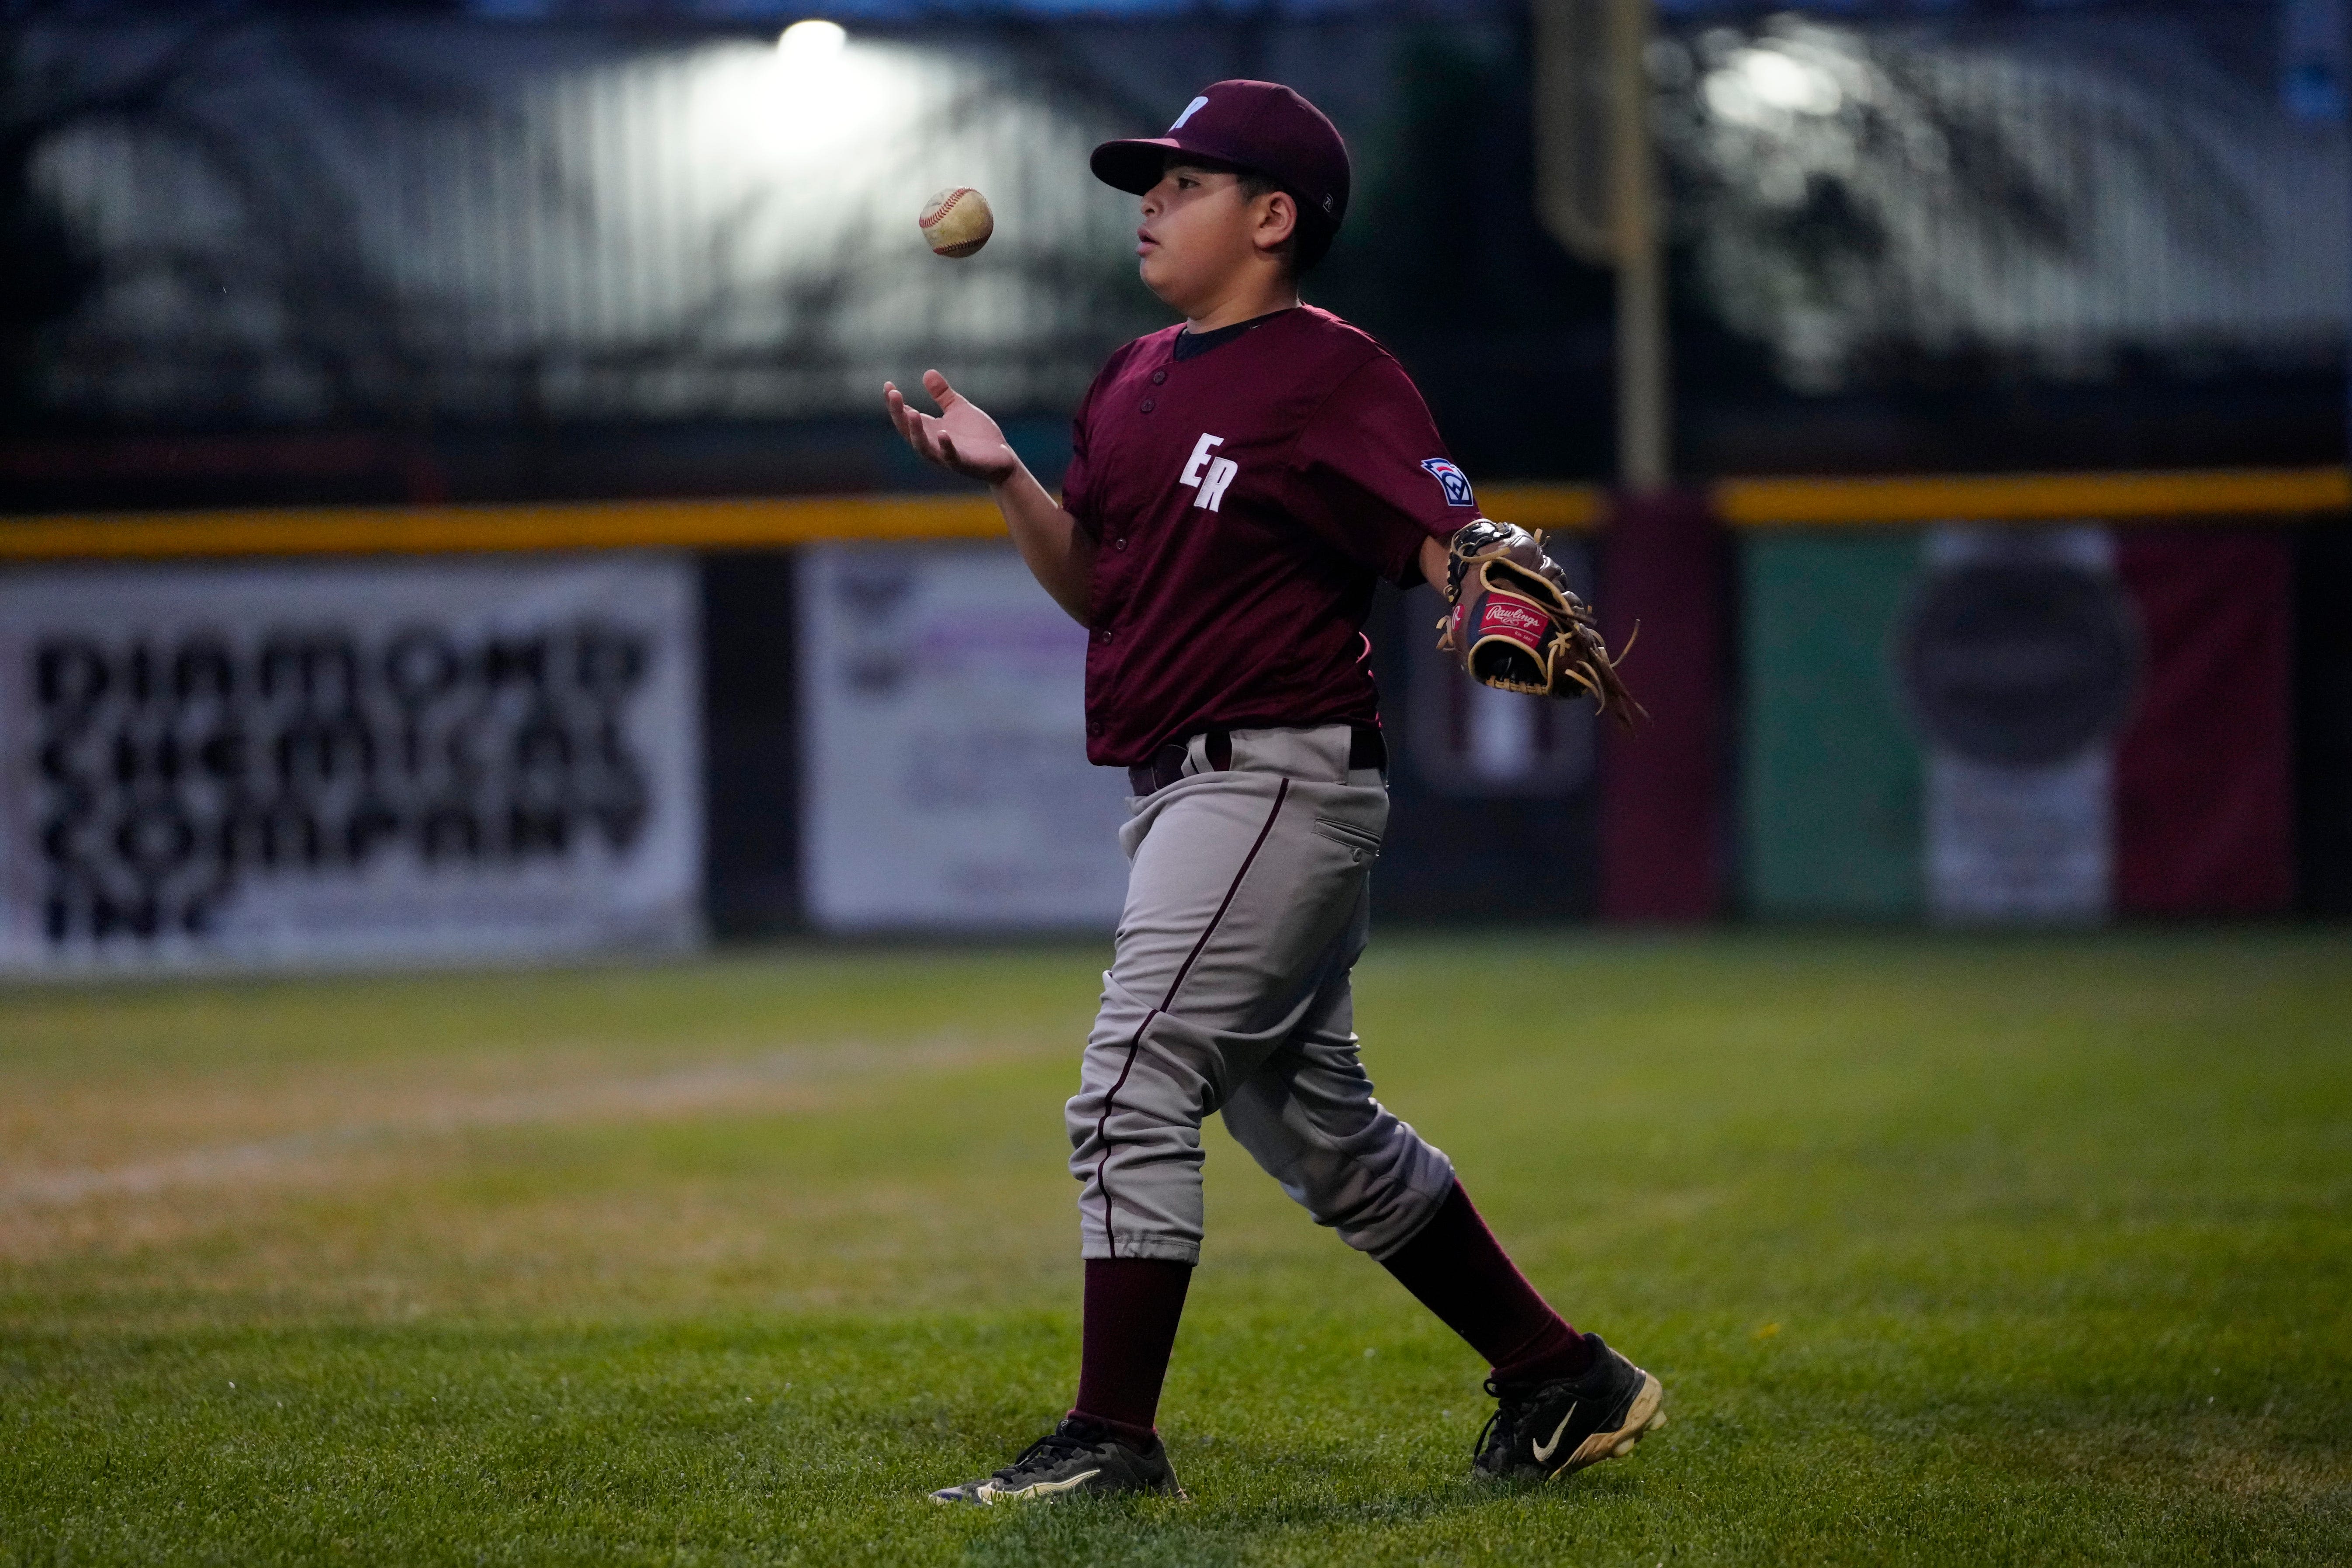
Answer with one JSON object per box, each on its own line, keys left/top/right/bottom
{"left": 1094, "top": 779, "right": 1290, "bottom": 1256}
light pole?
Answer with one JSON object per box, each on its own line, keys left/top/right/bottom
{"left": 1534, "top": 0, "right": 1669, "bottom": 492}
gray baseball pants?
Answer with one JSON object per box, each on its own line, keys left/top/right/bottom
{"left": 1066, "top": 724, "right": 1458, "bottom": 1265}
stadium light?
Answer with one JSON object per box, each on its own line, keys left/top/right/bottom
{"left": 1705, "top": 45, "right": 1844, "bottom": 125}
{"left": 777, "top": 20, "right": 847, "bottom": 64}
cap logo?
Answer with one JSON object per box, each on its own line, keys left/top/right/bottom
{"left": 1170, "top": 95, "right": 1210, "bottom": 131}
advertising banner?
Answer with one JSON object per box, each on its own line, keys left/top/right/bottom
{"left": 1742, "top": 525, "right": 2293, "bottom": 923}
{"left": 0, "top": 555, "right": 702, "bottom": 972}
{"left": 798, "top": 543, "right": 1129, "bottom": 931}
{"left": 1367, "top": 568, "right": 1601, "bottom": 924}
{"left": 1908, "top": 526, "right": 2133, "bottom": 924}
{"left": 1404, "top": 540, "right": 1595, "bottom": 799}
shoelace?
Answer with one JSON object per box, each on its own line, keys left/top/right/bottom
{"left": 1472, "top": 1376, "right": 1532, "bottom": 1461}
{"left": 993, "top": 1429, "right": 1095, "bottom": 1483}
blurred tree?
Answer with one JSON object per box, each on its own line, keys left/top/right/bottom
{"left": 0, "top": 14, "right": 208, "bottom": 418}
{"left": 1320, "top": 26, "right": 1606, "bottom": 335}
{"left": 1655, "top": 17, "right": 2270, "bottom": 393}
{"left": 1312, "top": 26, "right": 1619, "bottom": 477}
{"left": 0, "top": 10, "right": 516, "bottom": 433}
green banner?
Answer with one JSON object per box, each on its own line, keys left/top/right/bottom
{"left": 1741, "top": 533, "right": 1924, "bottom": 919}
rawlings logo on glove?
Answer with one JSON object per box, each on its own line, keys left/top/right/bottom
{"left": 1435, "top": 519, "right": 1644, "bottom": 726}
{"left": 1473, "top": 595, "right": 1551, "bottom": 647}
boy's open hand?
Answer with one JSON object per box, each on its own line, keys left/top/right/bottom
{"left": 884, "top": 370, "right": 1018, "bottom": 485}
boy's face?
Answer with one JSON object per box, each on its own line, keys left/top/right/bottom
{"left": 1134, "top": 160, "right": 1288, "bottom": 315}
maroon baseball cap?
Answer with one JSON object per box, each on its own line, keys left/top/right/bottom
{"left": 1090, "top": 80, "right": 1351, "bottom": 234}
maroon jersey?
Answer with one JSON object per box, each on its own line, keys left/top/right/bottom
{"left": 1061, "top": 305, "right": 1476, "bottom": 766}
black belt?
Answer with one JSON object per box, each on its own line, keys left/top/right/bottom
{"left": 1128, "top": 725, "right": 1387, "bottom": 798}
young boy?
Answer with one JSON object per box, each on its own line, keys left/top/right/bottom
{"left": 884, "top": 79, "right": 1661, "bottom": 1502}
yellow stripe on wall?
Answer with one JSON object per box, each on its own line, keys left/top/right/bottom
{"left": 1479, "top": 484, "right": 1606, "bottom": 531}
{"left": 0, "top": 493, "right": 1008, "bottom": 560}
{"left": 0, "top": 467, "right": 2338, "bottom": 560}
{"left": 1712, "top": 466, "right": 2350, "bottom": 527}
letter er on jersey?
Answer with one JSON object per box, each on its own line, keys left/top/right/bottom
{"left": 1179, "top": 433, "right": 1238, "bottom": 513}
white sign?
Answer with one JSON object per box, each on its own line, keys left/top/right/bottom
{"left": 1913, "top": 526, "right": 2124, "bottom": 925}
{"left": 0, "top": 555, "right": 702, "bottom": 972}
{"left": 799, "top": 543, "right": 1130, "bottom": 930}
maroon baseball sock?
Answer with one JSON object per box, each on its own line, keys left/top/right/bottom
{"left": 1070, "top": 1256, "right": 1193, "bottom": 1449}
{"left": 1379, "top": 1180, "right": 1594, "bottom": 1384}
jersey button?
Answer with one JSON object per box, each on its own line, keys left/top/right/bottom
{"left": 1151, "top": 370, "right": 1166, "bottom": 385}
{"left": 1140, "top": 398, "right": 1155, "bottom": 413}
{"left": 1095, "top": 629, "right": 1112, "bottom": 644}
{"left": 1114, "top": 537, "right": 1128, "bottom": 550}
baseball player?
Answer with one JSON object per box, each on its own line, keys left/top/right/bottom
{"left": 884, "top": 80, "right": 1657, "bottom": 1503}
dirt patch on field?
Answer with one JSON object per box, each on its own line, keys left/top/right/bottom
{"left": 0, "top": 1037, "right": 1029, "bottom": 1212}
{"left": 0, "top": 1033, "right": 1079, "bottom": 1317}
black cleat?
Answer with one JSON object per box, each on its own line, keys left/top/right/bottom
{"left": 928, "top": 1415, "right": 1184, "bottom": 1505}
{"left": 1472, "top": 1333, "right": 1666, "bottom": 1482}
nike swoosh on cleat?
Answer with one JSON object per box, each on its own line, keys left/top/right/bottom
{"left": 977, "top": 1468, "right": 1103, "bottom": 1502}
{"left": 1530, "top": 1402, "right": 1578, "bottom": 1463}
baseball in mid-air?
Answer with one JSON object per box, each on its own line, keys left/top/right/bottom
{"left": 920, "top": 186, "right": 994, "bottom": 258}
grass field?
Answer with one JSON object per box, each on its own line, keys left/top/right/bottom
{"left": 3, "top": 931, "right": 2348, "bottom": 1565}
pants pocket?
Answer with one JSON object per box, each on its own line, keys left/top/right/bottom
{"left": 1312, "top": 815, "right": 1384, "bottom": 856}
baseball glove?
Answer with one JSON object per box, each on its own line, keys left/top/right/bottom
{"left": 1435, "top": 519, "right": 1644, "bottom": 727}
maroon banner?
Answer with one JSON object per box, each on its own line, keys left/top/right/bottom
{"left": 2113, "top": 531, "right": 2295, "bottom": 916}
{"left": 1598, "top": 489, "right": 1726, "bottom": 921}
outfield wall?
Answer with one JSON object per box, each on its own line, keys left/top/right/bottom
{"left": 0, "top": 467, "right": 2342, "bottom": 969}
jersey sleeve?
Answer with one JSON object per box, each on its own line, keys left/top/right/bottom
{"left": 1282, "top": 352, "right": 1477, "bottom": 587}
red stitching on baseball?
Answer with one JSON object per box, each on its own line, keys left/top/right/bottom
{"left": 920, "top": 189, "right": 966, "bottom": 229}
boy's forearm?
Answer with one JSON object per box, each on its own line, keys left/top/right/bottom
{"left": 993, "top": 462, "right": 1096, "bottom": 625}
{"left": 1420, "top": 533, "right": 1452, "bottom": 592}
